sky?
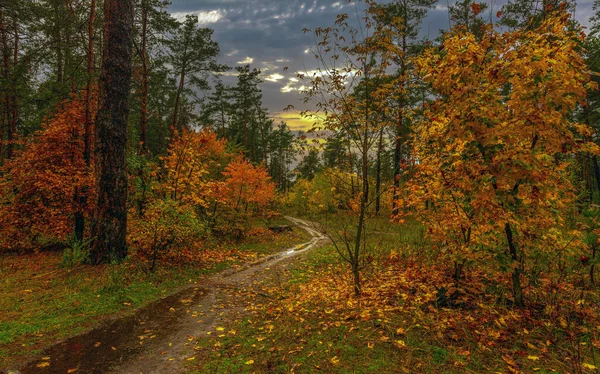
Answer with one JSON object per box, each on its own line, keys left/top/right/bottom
{"left": 168, "top": 0, "right": 595, "bottom": 132}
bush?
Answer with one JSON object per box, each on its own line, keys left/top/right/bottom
{"left": 128, "top": 199, "right": 204, "bottom": 271}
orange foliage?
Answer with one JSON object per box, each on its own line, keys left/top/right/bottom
{"left": 160, "top": 128, "right": 228, "bottom": 207}
{"left": 401, "top": 12, "right": 596, "bottom": 304}
{"left": 222, "top": 156, "right": 276, "bottom": 213}
{"left": 0, "top": 93, "right": 96, "bottom": 251}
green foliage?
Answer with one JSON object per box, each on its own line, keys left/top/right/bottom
{"left": 61, "top": 236, "right": 90, "bottom": 268}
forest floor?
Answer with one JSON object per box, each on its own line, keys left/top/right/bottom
{"left": 4, "top": 215, "right": 600, "bottom": 374}
{"left": 184, "top": 215, "right": 600, "bottom": 374}
{"left": 0, "top": 217, "right": 314, "bottom": 373}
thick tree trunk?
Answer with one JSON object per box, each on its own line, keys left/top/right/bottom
{"left": 89, "top": 0, "right": 134, "bottom": 264}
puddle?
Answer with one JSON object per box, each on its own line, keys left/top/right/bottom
{"left": 9, "top": 217, "right": 328, "bottom": 374}
{"left": 15, "top": 287, "right": 206, "bottom": 374}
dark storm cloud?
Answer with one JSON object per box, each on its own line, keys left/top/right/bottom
{"left": 168, "top": 0, "right": 594, "bottom": 128}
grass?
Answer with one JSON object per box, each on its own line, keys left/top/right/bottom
{"left": 185, "top": 214, "right": 600, "bottom": 374}
{"left": 0, "top": 217, "right": 310, "bottom": 370}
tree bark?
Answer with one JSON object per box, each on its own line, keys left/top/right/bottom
{"left": 7, "top": 17, "right": 18, "bottom": 160}
{"left": 138, "top": 0, "right": 148, "bottom": 154}
{"left": 89, "top": 0, "right": 134, "bottom": 264}
{"left": 392, "top": 0, "right": 408, "bottom": 217}
{"left": 592, "top": 155, "right": 600, "bottom": 200}
{"left": 171, "top": 69, "right": 185, "bottom": 138}
{"left": 75, "top": 0, "right": 96, "bottom": 243}
{"left": 0, "top": 11, "right": 9, "bottom": 161}
{"left": 375, "top": 128, "right": 383, "bottom": 216}
{"left": 505, "top": 222, "right": 524, "bottom": 307}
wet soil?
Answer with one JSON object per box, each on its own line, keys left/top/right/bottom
{"left": 10, "top": 217, "right": 326, "bottom": 374}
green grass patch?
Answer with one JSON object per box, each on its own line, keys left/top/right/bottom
{"left": 0, "top": 218, "right": 307, "bottom": 370}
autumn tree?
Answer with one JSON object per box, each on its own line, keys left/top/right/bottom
{"left": 160, "top": 128, "right": 228, "bottom": 207}
{"left": 301, "top": 0, "right": 401, "bottom": 295}
{"left": 405, "top": 11, "right": 596, "bottom": 306}
{"left": 218, "top": 156, "right": 276, "bottom": 238}
{"left": 89, "top": 0, "right": 134, "bottom": 264}
{"left": 0, "top": 94, "right": 95, "bottom": 251}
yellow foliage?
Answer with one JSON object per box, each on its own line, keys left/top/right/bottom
{"left": 403, "top": 11, "right": 594, "bottom": 280}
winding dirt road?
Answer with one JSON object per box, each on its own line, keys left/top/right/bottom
{"left": 14, "top": 217, "right": 327, "bottom": 374}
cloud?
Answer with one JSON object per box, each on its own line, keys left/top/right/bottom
{"left": 170, "top": 9, "right": 225, "bottom": 24}
{"left": 167, "top": 0, "right": 595, "bottom": 124}
{"left": 237, "top": 56, "right": 254, "bottom": 64}
{"left": 265, "top": 73, "right": 285, "bottom": 82}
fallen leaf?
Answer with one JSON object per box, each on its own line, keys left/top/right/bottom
{"left": 527, "top": 356, "right": 540, "bottom": 361}
{"left": 245, "top": 360, "right": 255, "bottom": 365}
{"left": 330, "top": 356, "right": 340, "bottom": 365}
{"left": 94, "top": 342, "right": 101, "bottom": 348}
{"left": 36, "top": 362, "right": 50, "bottom": 368}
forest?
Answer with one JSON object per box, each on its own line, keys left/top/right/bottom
{"left": 1, "top": 0, "right": 600, "bottom": 372}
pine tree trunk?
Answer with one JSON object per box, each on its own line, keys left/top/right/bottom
{"left": 171, "top": 70, "right": 185, "bottom": 138}
{"left": 89, "top": 0, "right": 134, "bottom": 264}
{"left": 139, "top": 0, "right": 148, "bottom": 154}
{"left": 0, "top": 11, "right": 9, "bottom": 162}
{"left": 7, "top": 18, "right": 18, "bottom": 160}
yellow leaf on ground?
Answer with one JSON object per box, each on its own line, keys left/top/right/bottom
{"left": 216, "top": 327, "right": 225, "bottom": 331}
{"left": 245, "top": 359, "right": 254, "bottom": 365}
{"left": 36, "top": 362, "right": 50, "bottom": 368}
{"left": 527, "top": 356, "right": 540, "bottom": 361}
{"left": 330, "top": 356, "right": 340, "bottom": 365}
{"left": 186, "top": 357, "right": 195, "bottom": 361}
{"left": 67, "top": 369, "right": 78, "bottom": 373}
{"left": 583, "top": 363, "right": 597, "bottom": 370}
{"left": 94, "top": 342, "right": 101, "bottom": 348}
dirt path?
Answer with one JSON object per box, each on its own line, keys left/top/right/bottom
{"left": 13, "top": 217, "right": 327, "bottom": 374}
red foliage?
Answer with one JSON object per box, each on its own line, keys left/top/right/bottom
{"left": 0, "top": 93, "right": 96, "bottom": 251}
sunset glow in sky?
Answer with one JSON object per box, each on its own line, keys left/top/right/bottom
{"left": 168, "top": 0, "right": 595, "bottom": 132}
